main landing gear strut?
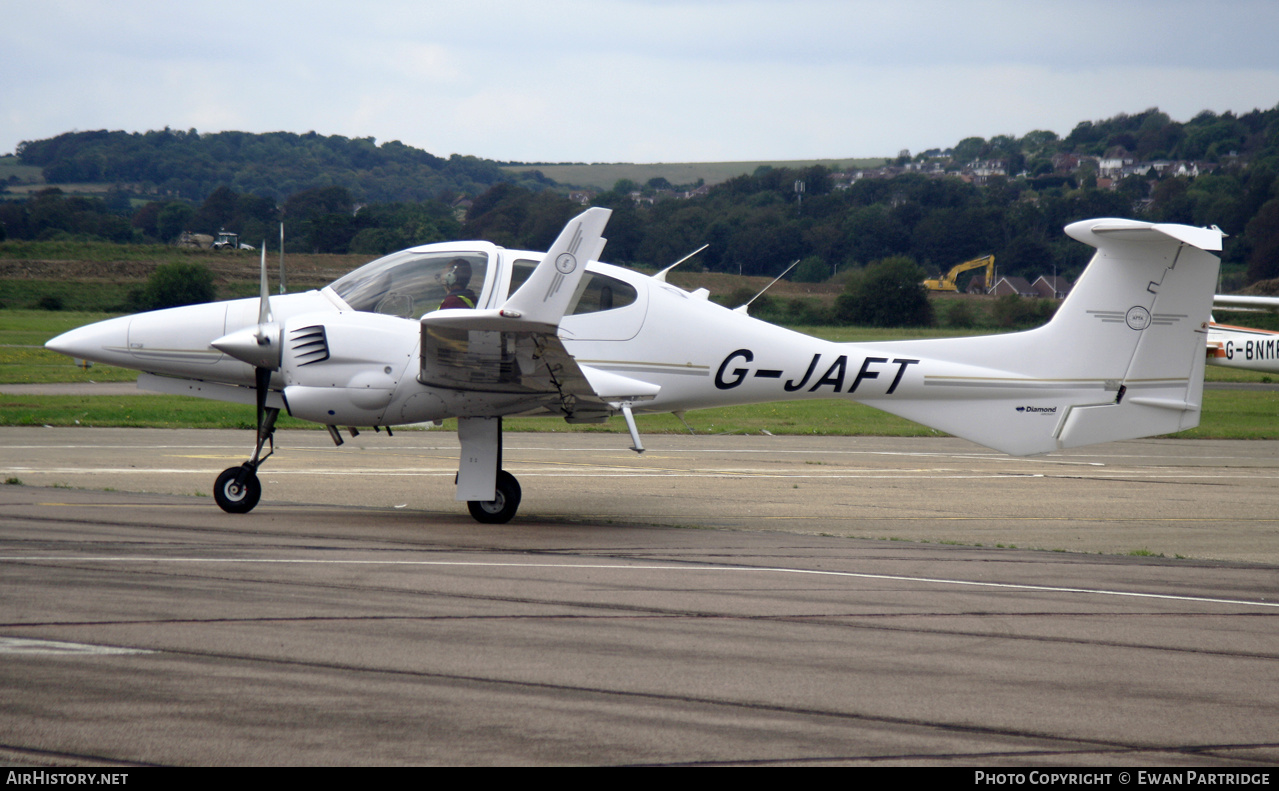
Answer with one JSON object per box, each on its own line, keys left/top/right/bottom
{"left": 214, "top": 406, "right": 278, "bottom": 514}
{"left": 457, "top": 416, "right": 522, "bottom": 523}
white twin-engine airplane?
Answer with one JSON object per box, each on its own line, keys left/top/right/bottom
{"left": 47, "top": 208, "right": 1224, "bottom": 523}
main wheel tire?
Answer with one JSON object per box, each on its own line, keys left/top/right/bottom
{"left": 467, "top": 470, "right": 522, "bottom": 524}
{"left": 214, "top": 466, "right": 262, "bottom": 514}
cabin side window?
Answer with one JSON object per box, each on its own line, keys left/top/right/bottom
{"left": 507, "top": 258, "right": 637, "bottom": 315}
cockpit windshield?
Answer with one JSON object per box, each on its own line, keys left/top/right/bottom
{"left": 328, "top": 250, "right": 489, "bottom": 318}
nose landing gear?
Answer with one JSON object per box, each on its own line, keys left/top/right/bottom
{"left": 214, "top": 465, "right": 262, "bottom": 513}
{"left": 213, "top": 406, "right": 278, "bottom": 515}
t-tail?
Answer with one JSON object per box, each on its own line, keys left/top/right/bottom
{"left": 849, "top": 219, "right": 1222, "bottom": 455}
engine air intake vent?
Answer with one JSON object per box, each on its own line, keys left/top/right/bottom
{"left": 289, "top": 325, "right": 329, "bottom": 366}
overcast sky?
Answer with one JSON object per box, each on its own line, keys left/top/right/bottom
{"left": 4, "top": 0, "right": 1278, "bottom": 163}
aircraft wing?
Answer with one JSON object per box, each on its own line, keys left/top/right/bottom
{"left": 418, "top": 207, "right": 659, "bottom": 421}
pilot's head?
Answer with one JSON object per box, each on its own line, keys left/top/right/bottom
{"left": 442, "top": 259, "right": 472, "bottom": 289}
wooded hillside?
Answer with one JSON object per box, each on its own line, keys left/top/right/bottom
{"left": 3, "top": 106, "right": 1278, "bottom": 291}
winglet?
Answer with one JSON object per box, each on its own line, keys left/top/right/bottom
{"left": 500, "top": 207, "right": 611, "bottom": 327}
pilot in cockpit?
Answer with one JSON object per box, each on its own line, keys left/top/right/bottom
{"left": 438, "top": 258, "right": 477, "bottom": 310}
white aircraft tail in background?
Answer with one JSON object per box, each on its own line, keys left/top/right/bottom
{"left": 1207, "top": 294, "right": 1279, "bottom": 374}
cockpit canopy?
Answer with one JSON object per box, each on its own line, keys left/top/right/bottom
{"left": 327, "top": 246, "right": 640, "bottom": 324}
{"left": 329, "top": 249, "right": 490, "bottom": 319}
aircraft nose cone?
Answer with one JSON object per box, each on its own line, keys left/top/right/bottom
{"left": 45, "top": 315, "right": 133, "bottom": 366}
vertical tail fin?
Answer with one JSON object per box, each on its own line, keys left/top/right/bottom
{"left": 860, "top": 219, "right": 1222, "bottom": 455}
{"left": 1051, "top": 219, "right": 1221, "bottom": 448}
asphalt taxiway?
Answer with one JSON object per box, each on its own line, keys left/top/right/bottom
{"left": 4, "top": 427, "right": 1279, "bottom": 561}
{"left": 1, "top": 428, "right": 1277, "bottom": 766}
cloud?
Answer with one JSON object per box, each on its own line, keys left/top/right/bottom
{"left": 3, "top": 0, "right": 1278, "bottom": 161}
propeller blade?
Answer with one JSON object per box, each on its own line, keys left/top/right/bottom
{"left": 279, "top": 224, "right": 287, "bottom": 295}
{"left": 257, "top": 243, "right": 273, "bottom": 326}
{"left": 211, "top": 241, "right": 281, "bottom": 370}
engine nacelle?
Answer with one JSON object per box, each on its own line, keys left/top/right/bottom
{"left": 279, "top": 311, "right": 419, "bottom": 426}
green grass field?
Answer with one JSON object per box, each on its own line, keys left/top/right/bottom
{"left": 3, "top": 309, "right": 1276, "bottom": 437}
{"left": 0, "top": 311, "right": 138, "bottom": 383}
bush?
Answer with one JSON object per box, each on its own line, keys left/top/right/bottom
{"left": 784, "top": 297, "right": 829, "bottom": 325}
{"left": 943, "top": 299, "right": 977, "bottom": 328}
{"left": 139, "top": 262, "right": 216, "bottom": 310}
{"left": 990, "top": 294, "right": 1056, "bottom": 328}
{"left": 793, "top": 256, "right": 831, "bottom": 283}
{"left": 833, "top": 256, "right": 934, "bottom": 327}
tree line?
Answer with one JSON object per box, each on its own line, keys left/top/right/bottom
{"left": 0, "top": 184, "right": 464, "bottom": 256}
{"left": 4, "top": 107, "right": 1279, "bottom": 303}
{"left": 13, "top": 128, "right": 552, "bottom": 203}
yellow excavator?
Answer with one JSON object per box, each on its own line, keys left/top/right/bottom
{"left": 922, "top": 254, "right": 995, "bottom": 293}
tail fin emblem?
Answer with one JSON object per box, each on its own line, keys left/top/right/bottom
{"left": 1126, "top": 306, "right": 1151, "bottom": 330}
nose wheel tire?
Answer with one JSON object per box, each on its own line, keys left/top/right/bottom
{"left": 467, "top": 470, "right": 521, "bottom": 524}
{"left": 214, "top": 466, "right": 262, "bottom": 514}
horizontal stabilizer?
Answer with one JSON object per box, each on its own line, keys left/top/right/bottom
{"left": 1080, "top": 219, "right": 1223, "bottom": 251}
{"left": 1213, "top": 294, "right": 1279, "bottom": 313}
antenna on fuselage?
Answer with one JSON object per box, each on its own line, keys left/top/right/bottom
{"left": 733, "top": 259, "right": 801, "bottom": 315}
{"left": 653, "top": 244, "right": 709, "bottom": 282}
{"left": 278, "top": 223, "right": 286, "bottom": 294}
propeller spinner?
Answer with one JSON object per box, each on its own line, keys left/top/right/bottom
{"left": 211, "top": 246, "right": 282, "bottom": 371}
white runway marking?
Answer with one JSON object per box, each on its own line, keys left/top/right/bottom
{"left": 1, "top": 466, "right": 1034, "bottom": 479}
{"left": 5, "top": 556, "right": 1277, "bottom": 610}
{"left": 0, "top": 637, "right": 153, "bottom": 656}
{"left": 5, "top": 441, "right": 1272, "bottom": 461}
{"left": 7, "top": 465, "right": 1279, "bottom": 481}
{"left": 4, "top": 441, "right": 1263, "bottom": 466}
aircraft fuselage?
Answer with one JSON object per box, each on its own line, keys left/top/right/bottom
{"left": 45, "top": 211, "right": 1225, "bottom": 521}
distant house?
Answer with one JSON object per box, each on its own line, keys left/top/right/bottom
{"left": 450, "top": 197, "right": 473, "bottom": 222}
{"left": 1052, "top": 153, "right": 1084, "bottom": 172}
{"left": 991, "top": 276, "right": 1037, "bottom": 297}
{"left": 965, "top": 273, "right": 991, "bottom": 294}
{"left": 1031, "top": 275, "right": 1072, "bottom": 299}
{"left": 1098, "top": 148, "right": 1134, "bottom": 178}
{"left": 964, "top": 159, "right": 1008, "bottom": 186}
